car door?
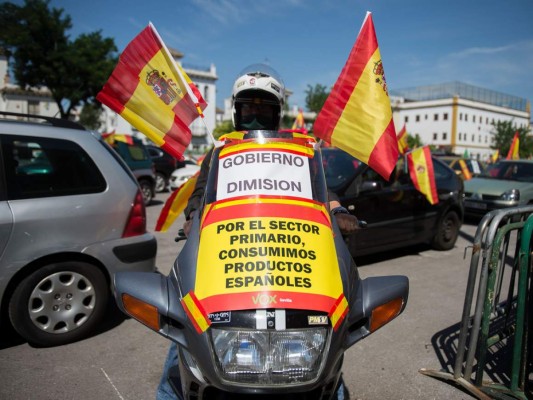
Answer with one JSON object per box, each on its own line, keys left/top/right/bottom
{"left": 341, "top": 157, "right": 420, "bottom": 254}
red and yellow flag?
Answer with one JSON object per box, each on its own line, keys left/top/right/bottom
{"left": 407, "top": 146, "right": 438, "bottom": 205}
{"left": 292, "top": 109, "right": 305, "bottom": 130}
{"left": 397, "top": 124, "right": 408, "bottom": 155}
{"left": 181, "top": 291, "right": 211, "bottom": 334}
{"left": 96, "top": 23, "right": 206, "bottom": 160}
{"left": 102, "top": 132, "right": 133, "bottom": 145}
{"left": 313, "top": 12, "right": 398, "bottom": 180}
{"left": 458, "top": 159, "right": 472, "bottom": 180}
{"left": 155, "top": 171, "right": 200, "bottom": 232}
{"left": 506, "top": 131, "right": 519, "bottom": 160}
{"left": 491, "top": 149, "right": 499, "bottom": 163}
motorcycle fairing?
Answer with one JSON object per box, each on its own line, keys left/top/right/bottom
{"left": 186, "top": 137, "right": 348, "bottom": 331}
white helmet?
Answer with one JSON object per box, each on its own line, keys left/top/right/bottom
{"left": 232, "top": 64, "right": 285, "bottom": 131}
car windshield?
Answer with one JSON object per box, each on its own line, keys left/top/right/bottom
{"left": 482, "top": 161, "right": 533, "bottom": 182}
{"left": 321, "top": 148, "right": 363, "bottom": 189}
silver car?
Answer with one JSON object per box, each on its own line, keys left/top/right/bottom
{"left": 0, "top": 113, "right": 157, "bottom": 346}
{"left": 463, "top": 159, "right": 533, "bottom": 217}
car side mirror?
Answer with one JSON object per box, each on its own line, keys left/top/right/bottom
{"left": 360, "top": 180, "right": 382, "bottom": 192}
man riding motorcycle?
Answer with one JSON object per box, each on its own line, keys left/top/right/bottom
{"left": 156, "top": 64, "right": 360, "bottom": 400}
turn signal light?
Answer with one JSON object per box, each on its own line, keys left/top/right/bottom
{"left": 369, "top": 297, "right": 404, "bottom": 333}
{"left": 122, "top": 293, "right": 160, "bottom": 331}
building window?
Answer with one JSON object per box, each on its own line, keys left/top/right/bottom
{"left": 425, "top": 114, "right": 428, "bottom": 120}
{"left": 433, "top": 133, "right": 437, "bottom": 140}
{"left": 465, "top": 114, "right": 468, "bottom": 121}
{"left": 404, "top": 116, "right": 409, "bottom": 123}
{"left": 204, "top": 86, "right": 209, "bottom": 102}
{"left": 473, "top": 115, "right": 476, "bottom": 123}
{"left": 443, "top": 113, "right": 448, "bottom": 120}
{"left": 471, "top": 134, "right": 475, "bottom": 142}
{"left": 434, "top": 113, "right": 438, "bottom": 121}
{"left": 415, "top": 115, "right": 420, "bottom": 122}
{"left": 442, "top": 132, "right": 447, "bottom": 140}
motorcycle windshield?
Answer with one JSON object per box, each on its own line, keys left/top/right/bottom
{"left": 189, "top": 131, "right": 347, "bottom": 328}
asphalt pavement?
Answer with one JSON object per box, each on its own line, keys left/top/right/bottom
{"left": 0, "top": 191, "right": 480, "bottom": 400}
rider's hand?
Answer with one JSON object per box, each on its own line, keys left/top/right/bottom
{"left": 183, "top": 211, "right": 196, "bottom": 237}
{"left": 335, "top": 213, "right": 359, "bottom": 235}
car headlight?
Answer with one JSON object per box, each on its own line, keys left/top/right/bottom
{"left": 501, "top": 189, "right": 520, "bottom": 201}
{"left": 210, "top": 328, "right": 328, "bottom": 385}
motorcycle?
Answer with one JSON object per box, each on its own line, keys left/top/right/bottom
{"left": 113, "top": 131, "right": 409, "bottom": 399}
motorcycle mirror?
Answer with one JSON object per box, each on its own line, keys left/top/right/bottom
{"left": 114, "top": 272, "right": 170, "bottom": 332}
{"left": 344, "top": 275, "right": 409, "bottom": 348}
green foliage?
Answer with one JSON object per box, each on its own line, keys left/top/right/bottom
{"left": 305, "top": 84, "right": 329, "bottom": 113}
{"left": 490, "top": 120, "right": 532, "bottom": 158}
{"left": 0, "top": 0, "right": 117, "bottom": 119}
{"left": 213, "top": 120, "right": 234, "bottom": 139}
{"left": 407, "top": 133, "right": 423, "bottom": 149}
{"left": 78, "top": 102, "right": 102, "bottom": 130}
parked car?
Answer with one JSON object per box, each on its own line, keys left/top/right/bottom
{"left": 0, "top": 112, "right": 157, "bottom": 346}
{"left": 435, "top": 155, "right": 486, "bottom": 180}
{"left": 322, "top": 147, "right": 464, "bottom": 257}
{"left": 146, "top": 145, "right": 178, "bottom": 193}
{"left": 169, "top": 159, "right": 201, "bottom": 190}
{"left": 110, "top": 137, "right": 156, "bottom": 204}
{"left": 463, "top": 159, "right": 533, "bottom": 218}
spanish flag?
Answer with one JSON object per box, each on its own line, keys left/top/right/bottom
{"left": 458, "top": 159, "right": 472, "bottom": 180}
{"left": 102, "top": 132, "right": 133, "bottom": 145}
{"left": 397, "top": 124, "right": 408, "bottom": 155}
{"left": 407, "top": 146, "right": 438, "bottom": 205}
{"left": 313, "top": 12, "right": 398, "bottom": 180}
{"left": 506, "top": 131, "right": 520, "bottom": 160}
{"left": 155, "top": 171, "right": 199, "bottom": 232}
{"left": 491, "top": 149, "right": 499, "bottom": 163}
{"left": 96, "top": 23, "right": 206, "bottom": 160}
{"left": 181, "top": 291, "right": 211, "bottom": 334}
{"left": 292, "top": 109, "right": 305, "bottom": 130}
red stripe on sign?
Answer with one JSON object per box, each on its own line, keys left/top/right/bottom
{"left": 202, "top": 202, "right": 331, "bottom": 229}
{"left": 199, "top": 291, "right": 338, "bottom": 315}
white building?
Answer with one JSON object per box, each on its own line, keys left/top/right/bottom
{"left": 391, "top": 82, "right": 531, "bottom": 161}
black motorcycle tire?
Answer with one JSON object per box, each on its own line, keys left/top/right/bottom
{"left": 8, "top": 261, "right": 108, "bottom": 347}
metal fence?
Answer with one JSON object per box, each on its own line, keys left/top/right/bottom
{"left": 420, "top": 206, "right": 532, "bottom": 399}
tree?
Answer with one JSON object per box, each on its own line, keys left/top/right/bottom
{"left": 213, "top": 120, "right": 234, "bottom": 139}
{"left": 305, "top": 84, "right": 329, "bottom": 113}
{"left": 0, "top": 0, "right": 117, "bottom": 119}
{"left": 491, "top": 120, "right": 532, "bottom": 159}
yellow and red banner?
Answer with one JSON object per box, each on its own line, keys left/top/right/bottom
{"left": 313, "top": 12, "right": 398, "bottom": 180}
{"left": 102, "top": 132, "right": 133, "bottom": 145}
{"left": 181, "top": 291, "right": 211, "bottom": 334}
{"left": 397, "top": 124, "right": 408, "bottom": 155}
{"left": 188, "top": 141, "right": 346, "bottom": 329}
{"left": 407, "top": 146, "right": 438, "bottom": 205}
{"left": 292, "top": 109, "right": 306, "bottom": 131}
{"left": 155, "top": 171, "right": 200, "bottom": 232}
{"left": 458, "top": 159, "right": 472, "bottom": 180}
{"left": 506, "top": 131, "right": 520, "bottom": 160}
{"left": 491, "top": 149, "right": 500, "bottom": 163}
{"left": 96, "top": 23, "right": 206, "bottom": 160}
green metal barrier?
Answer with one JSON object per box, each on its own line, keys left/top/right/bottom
{"left": 420, "top": 206, "right": 532, "bottom": 400}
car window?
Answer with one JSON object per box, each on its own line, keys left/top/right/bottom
{"left": 127, "top": 143, "right": 150, "bottom": 161}
{"left": 432, "top": 158, "right": 454, "bottom": 182}
{"left": 323, "top": 149, "right": 360, "bottom": 188}
{"left": 1, "top": 134, "right": 106, "bottom": 200}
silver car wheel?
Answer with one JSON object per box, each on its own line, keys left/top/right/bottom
{"left": 28, "top": 271, "right": 96, "bottom": 334}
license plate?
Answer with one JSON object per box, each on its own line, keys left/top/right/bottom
{"left": 465, "top": 201, "right": 487, "bottom": 210}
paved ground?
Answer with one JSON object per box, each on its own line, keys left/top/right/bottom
{"left": 0, "top": 191, "right": 484, "bottom": 399}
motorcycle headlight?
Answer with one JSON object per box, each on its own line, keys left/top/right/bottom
{"left": 501, "top": 189, "right": 520, "bottom": 201}
{"left": 210, "top": 328, "right": 328, "bottom": 385}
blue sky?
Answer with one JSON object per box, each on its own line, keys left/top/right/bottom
{"left": 41, "top": 0, "right": 533, "bottom": 112}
